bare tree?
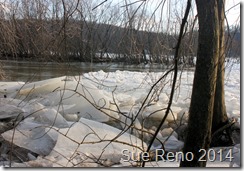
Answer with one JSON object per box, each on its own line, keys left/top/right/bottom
{"left": 180, "top": 0, "right": 233, "bottom": 167}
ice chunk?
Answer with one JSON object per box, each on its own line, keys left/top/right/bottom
{"left": 2, "top": 120, "right": 56, "bottom": 156}
{"left": 142, "top": 103, "right": 178, "bottom": 122}
{"left": 161, "top": 127, "right": 178, "bottom": 139}
{"left": 119, "top": 111, "right": 142, "bottom": 137}
{"left": 0, "top": 81, "right": 25, "bottom": 98}
{"left": 158, "top": 136, "right": 184, "bottom": 152}
{"left": 0, "top": 104, "right": 24, "bottom": 120}
{"left": 34, "top": 108, "right": 69, "bottom": 128}
{"left": 159, "top": 93, "right": 169, "bottom": 103}
{"left": 40, "top": 118, "right": 147, "bottom": 167}
{"left": 42, "top": 81, "right": 119, "bottom": 122}
{"left": 0, "top": 97, "right": 23, "bottom": 106}
{"left": 177, "top": 109, "right": 189, "bottom": 122}
{"left": 63, "top": 113, "right": 79, "bottom": 122}
{"left": 21, "top": 102, "right": 46, "bottom": 118}
{"left": 117, "top": 94, "right": 135, "bottom": 107}
{"left": 16, "top": 76, "right": 68, "bottom": 99}
{"left": 12, "top": 75, "right": 120, "bottom": 122}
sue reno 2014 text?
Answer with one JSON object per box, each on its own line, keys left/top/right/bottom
{"left": 121, "top": 148, "right": 234, "bottom": 162}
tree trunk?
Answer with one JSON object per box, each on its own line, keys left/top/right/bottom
{"left": 212, "top": 0, "right": 228, "bottom": 133}
{"left": 180, "top": 0, "right": 220, "bottom": 167}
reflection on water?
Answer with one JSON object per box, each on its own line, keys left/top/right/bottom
{"left": 1, "top": 60, "right": 168, "bottom": 82}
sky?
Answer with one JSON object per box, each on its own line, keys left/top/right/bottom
{"left": 109, "top": 0, "right": 240, "bottom": 27}
{"left": 0, "top": 0, "right": 241, "bottom": 28}
{"left": 225, "top": 0, "right": 241, "bottom": 26}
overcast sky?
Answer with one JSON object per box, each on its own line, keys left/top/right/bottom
{"left": 110, "top": 0, "right": 240, "bottom": 27}
{"left": 225, "top": 0, "right": 240, "bottom": 26}
{"left": 0, "top": 0, "right": 241, "bottom": 27}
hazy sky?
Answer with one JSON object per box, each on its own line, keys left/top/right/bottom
{"left": 225, "top": 0, "right": 240, "bottom": 26}
{"left": 110, "top": 0, "right": 240, "bottom": 27}
{"left": 0, "top": 0, "right": 240, "bottom": 27}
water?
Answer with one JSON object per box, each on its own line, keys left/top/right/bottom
{"left": 1, "top": 60, "right": 168, "bottom": 82}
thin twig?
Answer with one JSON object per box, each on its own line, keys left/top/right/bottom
{"left": 142, "top": 0, "right": 192, "bottom": 167}
{"left": 92, "top": 0, "right": 108, "bottom": 10}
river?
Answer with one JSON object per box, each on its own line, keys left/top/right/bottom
{"left": 1, "top": 60, "right": 168, "bottom": 82}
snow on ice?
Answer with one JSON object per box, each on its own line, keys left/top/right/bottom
{"left": 0, "top": 60, "right": 240, "bottom": 167}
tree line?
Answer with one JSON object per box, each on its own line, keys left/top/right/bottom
{"left": 0, "top": 0, "right": 240, "bottom": 64}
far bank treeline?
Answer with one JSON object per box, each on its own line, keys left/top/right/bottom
{"left": 0, "top": 2, "right": 240, "bottom": 64}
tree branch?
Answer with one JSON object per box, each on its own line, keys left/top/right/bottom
{"left": 142, "top": 0, "right": 192, "bottom": 167}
